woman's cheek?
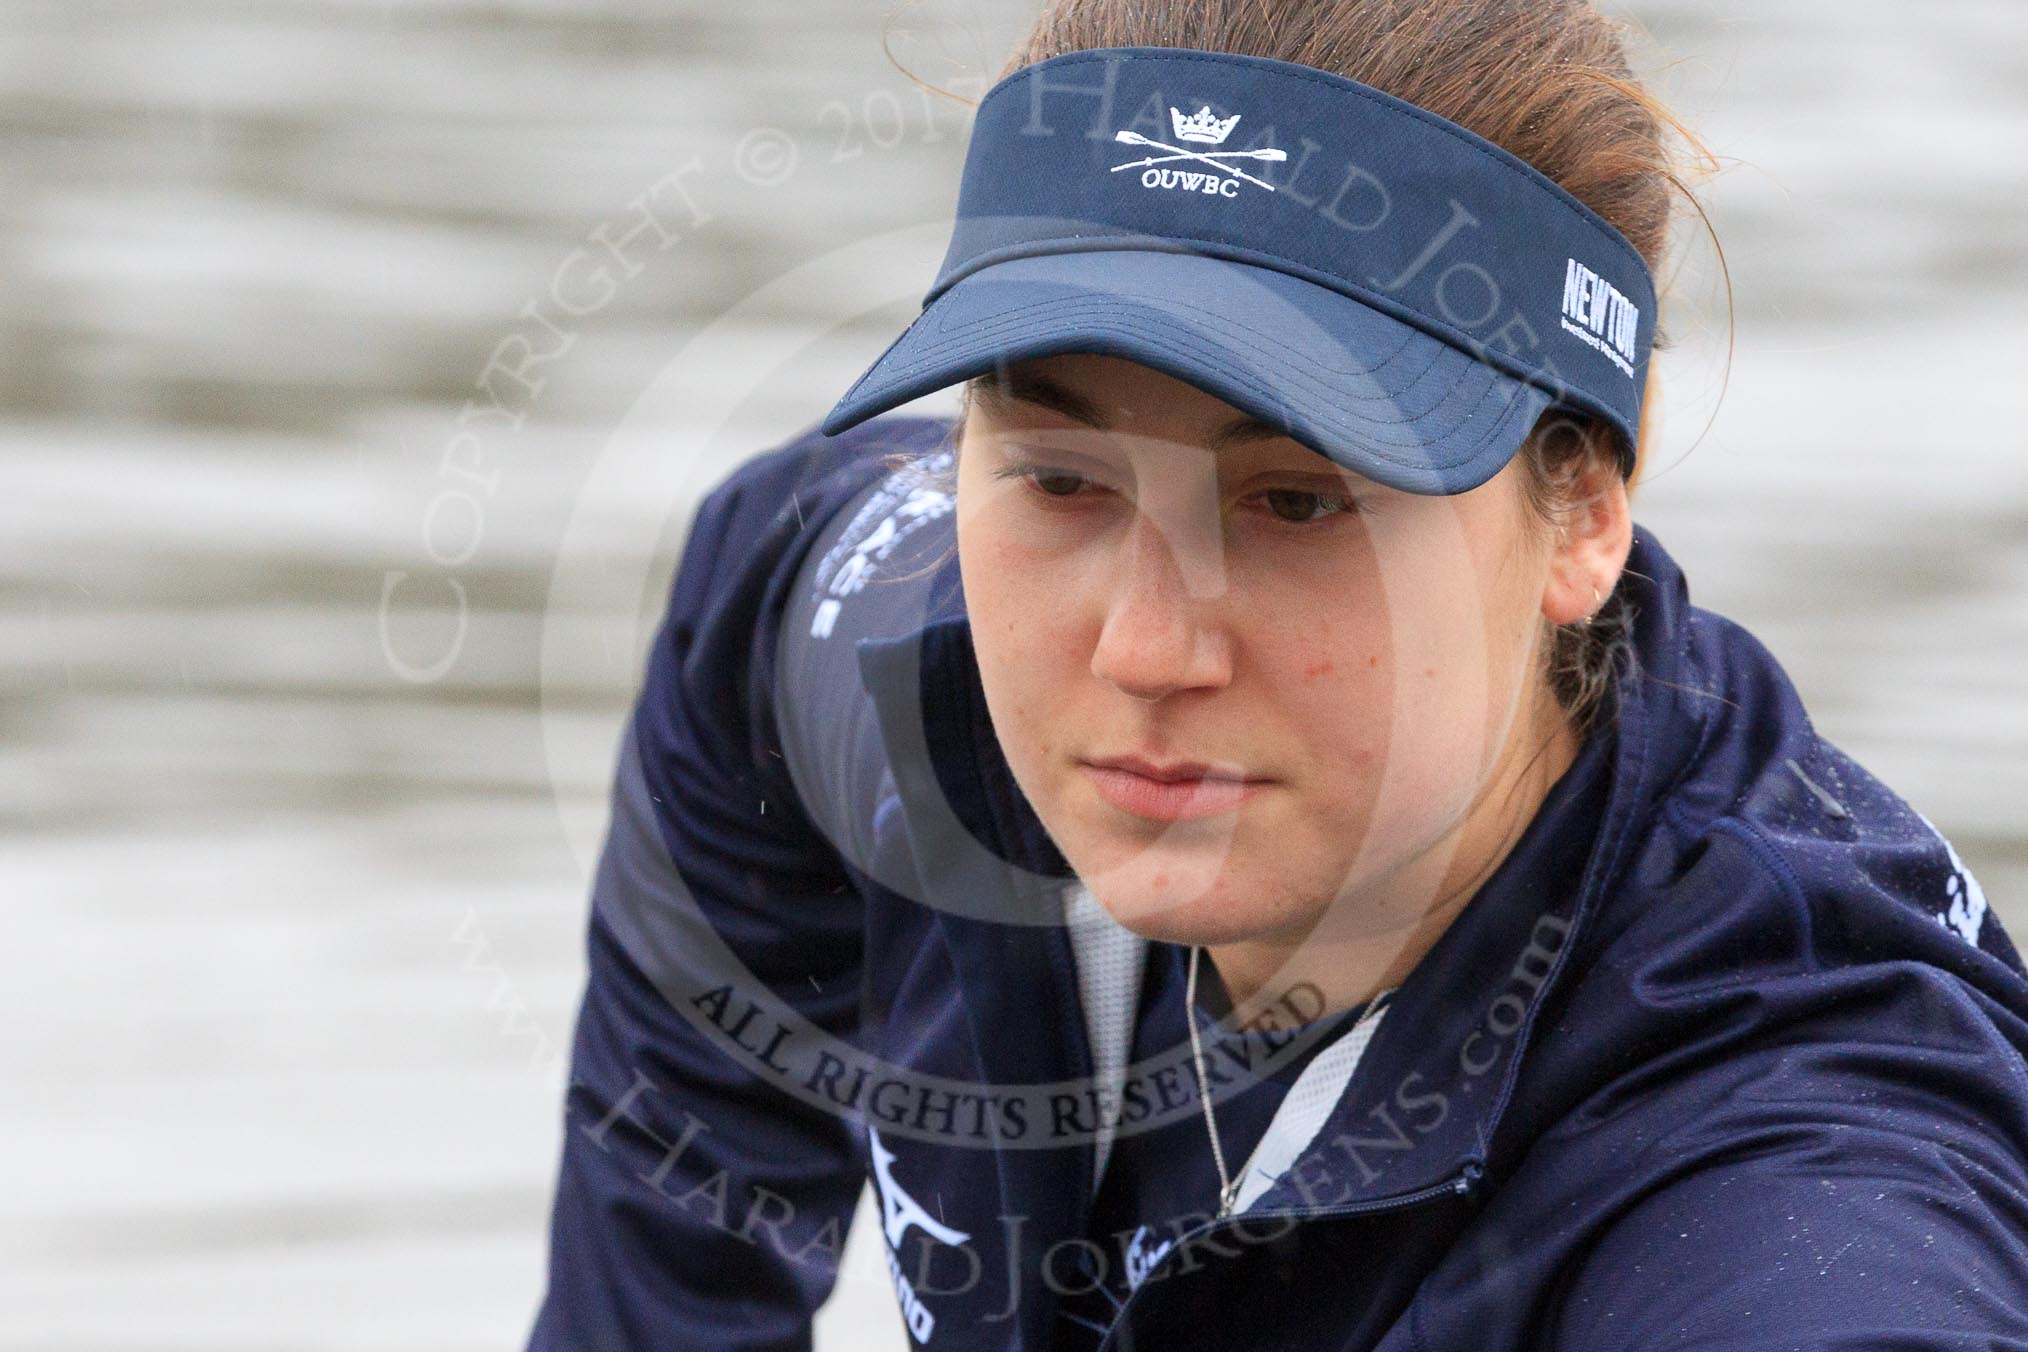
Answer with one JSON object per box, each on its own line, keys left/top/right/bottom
{"left": 1282, "top": 639, "right": 1392, "bottom": 807}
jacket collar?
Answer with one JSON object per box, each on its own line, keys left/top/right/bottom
{"left": 852, "top": 522, "right": 1712, "bottom": 1228}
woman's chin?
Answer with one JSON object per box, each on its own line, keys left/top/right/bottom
{"left": 1047, "top": 815, "right": 1322, "bottom": 943}
{"left": 1077, "top": 875, "right": 1300, "bottom": 949}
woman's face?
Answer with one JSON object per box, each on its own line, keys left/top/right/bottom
{"left": 955, "top": 352, "right": 1601, "bottom": 950}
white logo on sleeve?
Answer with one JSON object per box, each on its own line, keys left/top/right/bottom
{"left": 807, "top": 456, "right": 955, "bottom": 640}
{"left": 1111, "top": 106, "right": 1286, "bottom": 197}
{"left": 868, "top": 1127, "right": 971, "bottom": 1344}
{"left": 1559, "top": 257, "right": 1640, "bottom": 378}
{"left": 1915, "top": 810, "right": 1990, "bottom": 946}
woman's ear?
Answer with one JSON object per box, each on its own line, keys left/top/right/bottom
{"left": 1542, "top": 453, "right": 1634, "bottom": 626}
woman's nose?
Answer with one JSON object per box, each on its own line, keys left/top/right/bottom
{"left": 1089, "top": 509, "right": 1233, "bottom": 702}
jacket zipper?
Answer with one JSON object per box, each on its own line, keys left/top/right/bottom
{"left": 1089, "top": 1159, "right": 1485, "bottom": 1352}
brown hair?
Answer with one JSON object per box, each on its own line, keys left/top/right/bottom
{"left": 884, "top": 0, "right": 1730, "bottom": 746}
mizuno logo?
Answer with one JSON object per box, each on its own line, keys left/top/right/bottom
{"left": 1111, "top": 105, "right": 1286, "bottom": 196}
{"left": 869, "top": 1126, "right": 970, "bottom": 1251}
{"left": 867, "top": 1127, "right": 970, "bottom": 1344}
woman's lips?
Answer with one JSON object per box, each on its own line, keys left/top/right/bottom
{"left": 1080, "top": 762, "right": 1270, "bottom": 821}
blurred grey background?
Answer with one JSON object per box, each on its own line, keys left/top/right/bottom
{"left": 3, "top": 1, "right": 2024, "bottom": 1347}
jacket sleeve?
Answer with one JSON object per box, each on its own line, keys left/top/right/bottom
{"left": 1539, "top": 907, "right": 2028, "bottom": 1346}
{"left": 525, "top": 445, "right": 873, "bottom": 1352}
{"left": 1545, "top": 1103, "right": 2028, "bottom": 1348}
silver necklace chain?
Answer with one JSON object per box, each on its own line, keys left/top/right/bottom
{"left": 1185, "top": 943, "right": 1246, "bottom": 1218}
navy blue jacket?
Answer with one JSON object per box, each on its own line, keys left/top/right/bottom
{"left": 526, "top": 414, "right": 2028, "bottom": 1351}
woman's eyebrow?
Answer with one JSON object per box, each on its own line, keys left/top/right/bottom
{"left": 973, "top": 368, "right": 1293, "bottom": 449}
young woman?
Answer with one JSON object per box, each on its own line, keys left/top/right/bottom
{"left": 528, "top": 4, "right": 2028, "bottom": 1349}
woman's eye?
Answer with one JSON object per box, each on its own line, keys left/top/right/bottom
{"left": 992, "top": 461, "right": 1099, "bottom": 500}
{"left": 992, "top": 461, "right": 1354, "bottom": 523}
{"left": 1028, "top": 468, "right": 1088, "bottom": 497}
{"left": 1258, "top": 488, "right": 1356, "bottom": 524}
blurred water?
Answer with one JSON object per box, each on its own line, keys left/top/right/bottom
{"left": 2, "top": 2, "right": 2024, "bottom": 1348}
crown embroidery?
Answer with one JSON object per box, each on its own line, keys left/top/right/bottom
{"left": 1171, "top": 105, "right": 1241, "bottom": 145}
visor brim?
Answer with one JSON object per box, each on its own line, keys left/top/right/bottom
{"left": 820, "top": 249, "right": 1558, "bottom": 496}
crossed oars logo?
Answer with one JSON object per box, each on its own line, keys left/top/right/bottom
{"left": 1111, "top": 129, "right": 1289, "bottom": 192}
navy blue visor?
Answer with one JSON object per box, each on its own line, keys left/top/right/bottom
{"left": 820, "top": 46, "right": 1655, "bottom": 496}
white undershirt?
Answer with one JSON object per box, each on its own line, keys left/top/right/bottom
{"left": 1062, "top": 880, "right": 1394, "bottom": 1211}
